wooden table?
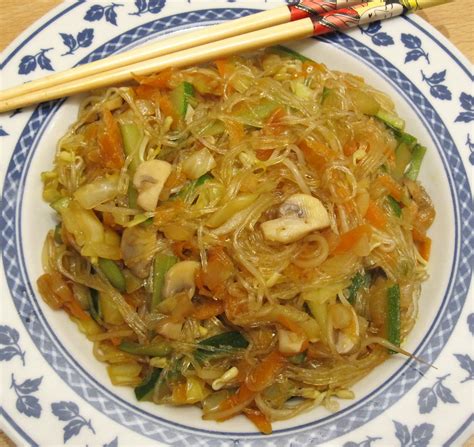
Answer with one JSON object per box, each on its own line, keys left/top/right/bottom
{"left": 0, "top": 1, "right": 472, "bottom": 446}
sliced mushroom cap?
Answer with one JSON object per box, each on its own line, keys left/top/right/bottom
{"left": 133, "top": 159, "right": 172, "bottom": 211}
{"left": 261, "top": 193, "right": 330, "bottom": 243}
{"left": 163, "top": 260, "right": 200, "bottom": 298}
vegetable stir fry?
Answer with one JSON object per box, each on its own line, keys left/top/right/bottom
{"left": 38, "top": 47, "right": 435, "bottom": 433}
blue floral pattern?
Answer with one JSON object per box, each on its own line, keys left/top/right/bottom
{"left": 417, "top": 374, "right": 458, "bottom": 413}
{"left": 104, "top": 437, "right": 119, "bottom": 447}
{"left": 360, "top": 21, "right": 394, "bottom": 46}
{"left": 84, "top": 3, "right": 122, "bottom": 26}
{"left": 10, "top": 374, "right": 43, "bottom": 418}
{"left": 0, "top": 126, "right": 9, "bottom": 136}
{"left": 468, "top": 313, "right": 474, "bottom": 335}
{"left": 393, "top": 421, "right": 434, "bottom": 447}
{"left": 0, "top": 325, "right": 25, "bottom": 365}
{"left": 129, "top": 0, "right": 166, "bottom": 16}
{"left": 400, "top": 33, "right": 430, "bottom": 64}
{"left": 454, "top": 354, "right": 474, "bottom": 383}
{"left": 18, "top": 48, "right": 53, "bottom": 75}
{"left": 420, "top": 70, "right": 452, "bottom": 101}
{"left": 455, "top": 92, "right": 474, "bottom": 123}
{"left": 51, "top": 401, "right": 96, "bottom": 443}
{"left": 60, "top": 28, "right": 94, "bottom": 55}
{"left": 343, "top": 436, "right": 381, "bottom": 447}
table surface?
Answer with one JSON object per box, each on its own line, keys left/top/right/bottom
{"left": 0, "top": 1, "right": 472, "bottom": 446}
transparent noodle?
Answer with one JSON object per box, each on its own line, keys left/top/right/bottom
{"left": 37, "top": 49, "right": 435, "bottom": 434}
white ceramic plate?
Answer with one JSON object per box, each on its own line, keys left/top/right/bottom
{"left": 1, "top": 1, "right": 472, "bottom": 446}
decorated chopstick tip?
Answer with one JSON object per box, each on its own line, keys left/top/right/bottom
{"left": 308, "top": 0, "right": 453, "bottom": 36}
{"left": 288, "top": 0, "right": 361, "bottom": 21}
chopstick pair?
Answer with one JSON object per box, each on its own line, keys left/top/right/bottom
{"left": 0, "top": 0, "right": 450, "bottom": 113}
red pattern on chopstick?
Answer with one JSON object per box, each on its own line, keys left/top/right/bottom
{"left": 288, "top": 0, "right": 360, "bottom": 21}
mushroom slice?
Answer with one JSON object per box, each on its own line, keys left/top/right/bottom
{"left": 133, "top": 159, "right": 172, "bottom": 211}
{"left": 261, "top": 193, "right": 330, "bottom": 244}
{"left": 330, "top": 305, "right": 360, "bottom": 354}
{"left": 163, "top": 260, "right": 200, "bottom": 299}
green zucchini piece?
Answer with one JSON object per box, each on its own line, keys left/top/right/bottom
{"left": 134, "top": 368, "right": 162, "bottom": 401}
{"left": 170, "top": 81, "right": 195, "bottom": 118}
{"left": 387, "top": 284, "right": 401, "bottom": 353}
{"left": 88, "top": 288, "right": 102, "bottom": 323}
{"left": 375, "top": 110, "right": 405, "bottom": 131}
{"left": 386, "top": 196, "right": 402, "bottom": 217}
{"left": 119, "top": 341, "right": 172, "bottom": 357}
{"left": 98, "top": 258, "right": 126, "bottom": 293}
{"left": 119, "top": 122, "right": 142, "bottom": 174}
{"left": 151, "top": 254, "right": 177, "bottom": 309}
{"left": 405, "top": 144, "right": 427, "bottom": 180}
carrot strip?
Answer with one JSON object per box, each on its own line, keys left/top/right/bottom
{"left": 191, "top": 300, "right": 224, "bottom": 320}
{"left": 412, "top": 228, "right": 432, "bottom": 261}
{"left": 365, "top": 201, "right": 388, "bottom": 229}
{"left": 98, "top": 108, "right": 124, "bottom": 170}
{"left": 245, "top": 350, "right": 286, "bottom": 392}
{"left": 225, "top": 120, "right": 245, "bottom": 147}
{"left": 243, "top": 408, "right": 272, "bottom": 434}
{"left": 378, "top": 174, "right": 404, "bottom": 202}
{"left": 333, "top": 224, "right": 372, "bottom": 254}
{"left": 136, "top": 67, "right": 174, "bottom": 88}
{"left": 215, "top": 58, "right": 232, "bottom": 77}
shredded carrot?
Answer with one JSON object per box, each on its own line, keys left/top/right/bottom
{"left": 365, "top": 200, "right": 388, "bottom": 229}
{"left": 98, "top": 108, "right": 124, "bottom": 170}
{"left": 215, "top": 58, "right": 233, "bottom": 78}
{"left": 225, "top": 120, "right": 245, "bottom": 148}
{"left": 224, "top": 293, "right": 249, "bottom": 320}
{"left": 245, "top": 350, "right": 286, "bottom": 392}
{"left": 378, "top": 174, "right": 404, "bottom": 202}
{"left": 275, "top": 315, "right": 306, "bottom": 337}
{"left": 171, "top": 382, "right": 188, "bottom": 405}
{"left": 243, "top": 408, "right": 272, "bottom": 434}
{"left": 255, "top": 149, "right": 273, "bottom": 161}
{"left": 343, "top": 142, "right": 358, "bottom": 156}
{"left": 159, "top": 95, "right": 179, "bottom": 125}
{"left": 412, "top": 228, "right": 432, "bottom": 261}
{"left": 137, "top": 67, "right": 175, "bottom": 88}
{"left": 217, "top": 383, "right": 255, "bottom": 418}
{"left": 153, "top": 201, "right": 184, "bottom": 226}
{"left": 191, "top": 299, "right": 225, "bottom": 320}
{"left": 333, "top": 224, "right": 372, "bottom": 254}
{"left": 263, "top": 107, "right": 285, "bottom": 136}
{"left": 300, "top": 139, "right": 337, "bottom": 172}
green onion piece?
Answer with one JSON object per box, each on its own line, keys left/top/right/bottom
{"left": 375, "top": 110, "right": 405, "bottom": 131}
{"left": 387, "top": 284, "right": 401, "bottom": 353}
{"left": 98, "top": 258, "right": 126, "bottom": 293}
{"left": 347, "top": 272, "right": 370, "bottom": 305}
{"left": 53, "top": 223, "right": 63, "bottom": 244}
{"left": 119, "top": 341, "right": 172, "bottom": 357}
{"left": 151, "top": 254, "right": 177, "bottom": 309}
{"left": 173, "top": 172, "right": 213, "bottom": 202}
{"left": 134, "top": 368, "right": 162, "bottom": 401}
{"left": 88, "top": 288, "right": 102, "bottom": 323}
{"left": 119, "top": 123, "right": 142, "bottom": 174}
{"left": 405, "top": 144, "right": 427, "bottom": 180}
{"left": 268, "top": 45, "right": 309, "bottom": 61}
{"left": 196, "top": 331, "right": 249, "bottom": 362}
{"left": 387, "top": 196, "right": 402, "bottom": 217}
{"left": 321, "top": 87, "right": 331, "bottom": 104}
{"left": 288, "top": 352, "right": 306, "bottom": 365}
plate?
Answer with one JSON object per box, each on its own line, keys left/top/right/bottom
{"left": 0, "top": 1, "right": 472, "bottom": 446}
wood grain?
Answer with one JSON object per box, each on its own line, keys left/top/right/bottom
{"left": 0, "top": 1, "right": 472, "bottom": 446}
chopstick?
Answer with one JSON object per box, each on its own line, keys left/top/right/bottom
{"left": 0, "top": 0, "right": 359, "bottom": 102}
{"left": 0, "top": 0, "right": 450, "bottom": 113}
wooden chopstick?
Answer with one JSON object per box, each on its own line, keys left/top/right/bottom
{"left": 0, "top": 0, "right": 450, "bottom": 113}
{"left": 0, "top": 19, "right": 315, "bottom": 112}
{"left": 0, "top": 1, "right": 360, "bottom": 102}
